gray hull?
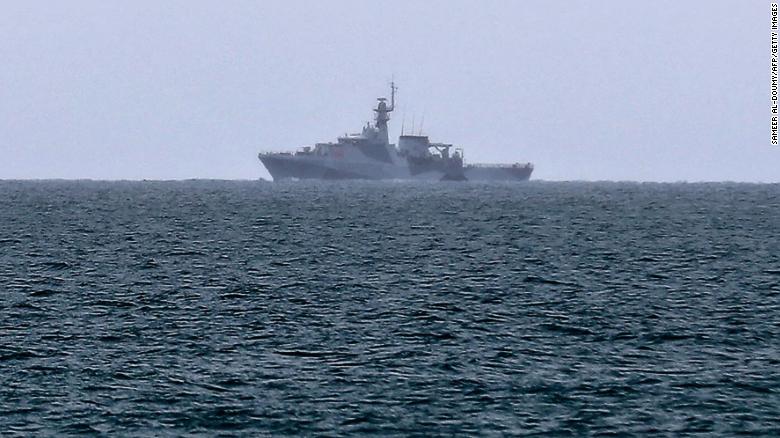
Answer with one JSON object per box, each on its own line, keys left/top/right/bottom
{"left": 260, "top": 154, "right": 532, "bottom": 182}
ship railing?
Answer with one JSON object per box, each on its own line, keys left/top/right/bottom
{"left": 466, "top": 162, "right": 534, "bottom": 169}
{"left": 259, "top": 151, "right": 294, "bottom": 155}
{"left": 259, "top": 149, "right": 317, "bottom": 156}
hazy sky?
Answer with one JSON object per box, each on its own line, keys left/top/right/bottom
{"left": 0, "top": 1, "right": 772, "bottom": 181}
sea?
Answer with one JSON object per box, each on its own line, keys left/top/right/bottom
{"left": 0, "top": 180, "right": 778, "bottom": 436}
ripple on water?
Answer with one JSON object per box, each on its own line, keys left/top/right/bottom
{"left": 0, "top": 180, "right": 778, "bottom": 435}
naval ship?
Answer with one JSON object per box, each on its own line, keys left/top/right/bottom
{"left": 258, "top": 83, "right": 533, "bottom": 181}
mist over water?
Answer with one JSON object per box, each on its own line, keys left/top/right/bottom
{"left": 0, "top": 2, "right": 771, "bottom": 181}
{"left": 1, "top": 180, "right": 778, "bottom": 435}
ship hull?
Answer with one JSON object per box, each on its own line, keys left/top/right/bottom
{"left": 259, "top": 154, "right": 532, "bottom": 182}
{"left": 259, "top": 155, "right": 372, "bottom": 180}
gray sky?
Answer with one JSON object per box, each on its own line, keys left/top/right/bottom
{"left": 0, "top": 0, "right": 773, "bottom": 181}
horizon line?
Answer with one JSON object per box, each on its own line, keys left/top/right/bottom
{"left": 0, "top": 178, "right": 778, "bottom": 184}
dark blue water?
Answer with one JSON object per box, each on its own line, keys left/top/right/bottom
{"left": 1, "top": 180, "right": 778, "bottom": 436}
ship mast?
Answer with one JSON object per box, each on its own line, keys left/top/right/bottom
{"left": 374, "top": 81, "right": 397, "bottom": 145}
{"left": 389, "top": 81, "right": 396, "bottom": 111}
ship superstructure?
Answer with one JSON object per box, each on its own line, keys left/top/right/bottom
{"left": 258, "top": 83, "right": 533, "bottom": 181}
